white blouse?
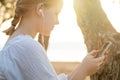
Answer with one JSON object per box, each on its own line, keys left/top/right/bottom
{"left": 0, "top": 35, "right": 68, "bottom": 80}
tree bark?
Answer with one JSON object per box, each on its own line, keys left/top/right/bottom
{"left": 73, "top": 0, "right": 120, "bottom": 80}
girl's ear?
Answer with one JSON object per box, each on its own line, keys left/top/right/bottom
{"left": 35, "top": 3, "right": 44, "bottom": 16}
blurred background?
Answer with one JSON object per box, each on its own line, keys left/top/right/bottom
{"left": 1, "top": 0, "right": 120, "bottom": 78}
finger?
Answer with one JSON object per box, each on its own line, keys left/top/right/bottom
{"left": 103, "top": 55, "right": 107, "bottom": 61}
{"left": 89, "top": 50, "right": 99, "bottom": 57}
{"left": 96, "top": 56, "right": 105, "bottom": 63}
{"left": 105, "top": 49, "right": 110, "bottom": 55}
{"left": 98, "top": 60, "right": 104, "bottom": 67}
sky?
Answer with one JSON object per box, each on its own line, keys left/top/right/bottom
{"left": 0, "top": 0, "right": 120, "bottom": 62}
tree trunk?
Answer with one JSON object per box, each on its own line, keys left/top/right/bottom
{"left": 73, "top": 0, "right": 120, "bottom": 80}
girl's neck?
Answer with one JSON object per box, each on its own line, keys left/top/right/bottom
{"left": 12, "top": 27, "right": 37, "bottom": 39}
{"left": 15, "top": 16, "right": 38, "bottom": 38}
{"left": 9, "top": 13, "right": 39, "bottom": 40}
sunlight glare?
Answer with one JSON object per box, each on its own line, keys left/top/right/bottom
{"left": 47, "top": 0, "right": 87, "bottom": 62}
{"left": 101, "top": 0, "right": 120, "bottom": 32}
{"left": 1, "top": 0, "right": 120, "bottom": 62}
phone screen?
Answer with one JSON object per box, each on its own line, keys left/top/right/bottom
{"left": 99, "top": 41, "right": 112, "bottom": 57}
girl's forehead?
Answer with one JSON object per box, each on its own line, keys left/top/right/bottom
{"left": 46, "top": 3, "right": 62, "bottom": 13}
{"left": 55, "top": 2, "right": 63, "bottom": 12}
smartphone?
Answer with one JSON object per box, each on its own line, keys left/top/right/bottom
{"left": 99, "top": 41, "right": 112, "bottom": 57}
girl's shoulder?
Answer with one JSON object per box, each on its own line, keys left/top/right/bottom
{"left": 2, "top": 35, "right": 43, "bottom": 52}
{"left": 5, "top": 35, "right": 37, "bottom": 47}
{"left": 1, "top": 34, "right": 45, "bottom": 58}
{"left": 8, "top": 35, "right": 34, "bottom": 45}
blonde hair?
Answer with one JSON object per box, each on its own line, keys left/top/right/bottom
{"left": 3, "top": 0, "right": 63, "bottom": 35}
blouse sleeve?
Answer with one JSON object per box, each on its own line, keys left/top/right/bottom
{"left": 57, "top": 73, "right": 68, "bottom": 80}
{"left": 2, "top": 38, "right": 59, "bottom": 80}
{"left": 0, "top": 70, "right": 6, "bottom": 80}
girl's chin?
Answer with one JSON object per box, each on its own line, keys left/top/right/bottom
{"left": 43, "top": 33, "right": 50, "bottom": 37}
{"left": 38, "top": 32, "right": 50, "bottom": 37}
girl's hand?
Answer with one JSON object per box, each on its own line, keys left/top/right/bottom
{"left": 81, "top": 50, "right": 106, "bottom": 76}
{"left": 68, "top": 50, "right": 106, "bottom": 80}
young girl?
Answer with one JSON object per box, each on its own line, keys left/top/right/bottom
{"left": 0, "top": 0, "right": 105, "bottom": 80}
